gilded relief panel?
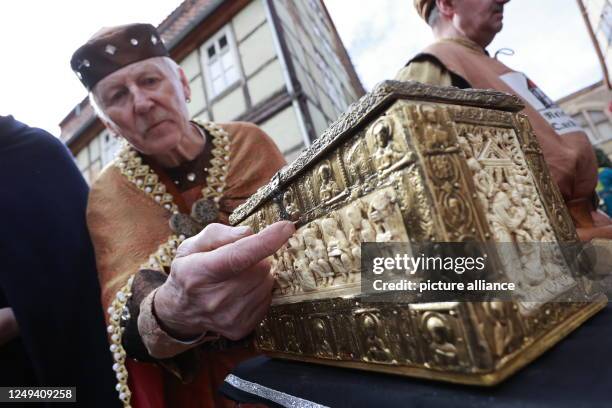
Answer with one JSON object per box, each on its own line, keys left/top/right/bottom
{"left": 455, "top": 121, "right": 575, "bottom": 306}
{"left": 355, "top": 309, "right": 395, "bottom": 364}
{"left": 514, "top": 114, "right": 577, "bottom": 243}
{"left": 308, "top": 315, "right": 336, "bottom": 358}
{"left": 410, "top": 303, "right": 472, "bottom": 370}
{"left": 270, "top": 186, "right": 410, "bottom": 305}
{"left": 401, "top": 102, "right": 490, "bottom": 242}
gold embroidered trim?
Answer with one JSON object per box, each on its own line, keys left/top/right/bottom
{"left": 199, "top": 120, "right": 231, "bottom": 204}
{"left": 108, "top": 120, "right": 231, "bottom": 407}
{"left": 106, "top": 275, "right": 133, "bottom": 406}
{"left": 114, "top": 119, "right": 231, "bottom": 214}
{"left": 141, "top": 234, "right": 186, "bottom": 272}
{"left": 115, "top": 148, "right": 178, "bottom": 213}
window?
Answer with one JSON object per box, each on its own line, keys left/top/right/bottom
{"left": 572, "top": 113, "right": 597, "bottom": 144}
{"left": 314, "top": 50, "right": 344, "bottom": 111}
{"left": 587, "top": 109, "right": 612, "bottom": 143}
{"left": 101, "top": 130, "right": 122, "bottom": 166}
{"left": 571, "top": 112, "right": 588, "bottom": 128}
{"left": 75, "top": 137, "right": 103, "bottom": 184}
{"left": 572, "top": 109, "right": 612, "bottom": 144}
{"left": 201, "top": 27, "right": 240, "bottom": 98}
{"left": 599, "top": 1, "right": 612, "bottom": 45}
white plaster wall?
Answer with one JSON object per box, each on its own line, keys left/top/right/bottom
{"left": 187, "top": 76, "right": 207, "bottom": 118}
{"left": 307, "top": 99, "right": 329, "bottom": 137}
{"left": 247, "top": 59, "right": 285, "bottom": 105}
{"left": 239, "top": 23, "right": 277, "bottom": 77}
{"left": 260, "top": 105, "right": 303, "bottom": 153}
{"left": 233, "top": 0, "right": 267, "bottom": 42}
{"left": 211, "top": 86, "right": 246, "bottom": 121}
{"left": 179, "top": 51, "right": 201, "bottom": 80}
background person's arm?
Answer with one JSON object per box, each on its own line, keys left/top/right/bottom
{"left": 0, "top": 307, "right": 19, "bottom": 346}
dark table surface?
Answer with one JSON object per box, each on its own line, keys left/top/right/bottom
{"left": 220, "top": 304, "right": 612, "bottom": 408}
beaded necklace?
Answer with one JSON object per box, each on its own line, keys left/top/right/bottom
{"left": 106, "top": 119, "right": 231, "bottom": 407}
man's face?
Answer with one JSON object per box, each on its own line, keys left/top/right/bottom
{"left": 94, "top": 57, "right": 191, "bottom": 156}
{"left": 451, "top": 0, "right": 510, "bottom": 46}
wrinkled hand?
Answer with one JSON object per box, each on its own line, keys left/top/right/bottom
{"left": 154, "top": 221, "right": 295, "bottom": 340}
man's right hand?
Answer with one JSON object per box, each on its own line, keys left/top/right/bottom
{"left": 154, "top": 221, "right": 295, "bottom": 341}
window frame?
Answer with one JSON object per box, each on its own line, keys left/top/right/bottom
{"left": 101, "top": 130, "right": 122, "bottom": 166}
{"left": 599, "top": 1, "right": 612, "bottom": 45}
{"left": 572, "top": 109, "right": 612, "bottom": 145}
{"left": 200, "top": 25, "right": 242, "bottom": 99}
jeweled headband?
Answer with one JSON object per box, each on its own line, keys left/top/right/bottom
{"left": 70, "top": 23, "right": 169, "bottom": 90}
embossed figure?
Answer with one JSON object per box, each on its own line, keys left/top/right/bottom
{"left": 458, "top": 130, "right": 473, "bottom": 158}
{"left": 288, "top": 235, "right": 317, "bottom": 292}
{"left": 421, "top": 106, "right": 451, "bottom": 150}
{"left": 318, "top": 162, "right": 341, "bottom": 202}
{"left": 283, "top": 318, "right": 301, "bottom": 353}
{"left": 283, "top": 189, "right": 300, "bottom": 221}
{"left": 346, "top": 205, "right": 363, "bottom": 260}
{"left": 273, "top": 249, "right": 297, "bottom": 295}
{"left": 361, "top": 314, "right": 393, "bottom": 362}
{"left": 255, "top": 210, "right": 267, "bottom": 233}
{"left": 514, "top": 199, "right": 549, "bottom": 286}
{"left": 256, "top": 319, "right": 275, "bottom": 350}
{"left": 467, "top": 158, "right": 495, "bottom": 212}
{"left": 466, "top": 129, "right": 485, "bottom": 158}
{"left": 360, "top": 214, "right": 377, "bottom": 242}
{"left": 425, "top": 315, "right": 458, "bottom": 367}
{"left": 372, "top": 119, "right": 403, "bottom": 171}
{"left": 481, "top": 302, "right": 517, "bottom": 357}
{"left": 368, "top": 190, "right": 399, "bottom": 242}
{"left": 519, "top": 198, "right": 550, "bottom": 242}
{"left": 320, "top": 217, "right": 354, "bottom": 283}
{"left": 302, "top": 223, "right": 335, "bottom": 286}
{"left": 345, "top": 201, "right": 373, "bottom": 261}
{"left": 312, "top": 318, "right": 334, "bottom": 357}
{"left": 347, "top": 139, "right": 371, "bottom": 183}
{"left": 490, "top": 185, "right": 525, "bottom": 242}
{"left": 346, "top": 201, "right": 377, "bottom": 275}
{"left": 270, "top": 253, "right": 288, "bottom": 295}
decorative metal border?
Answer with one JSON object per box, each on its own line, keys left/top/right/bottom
{"left": 225, "top": 374, "right": 329, "bottom": 408}
{"left": 230, "top": 80, "right": 523, "bottom": 225}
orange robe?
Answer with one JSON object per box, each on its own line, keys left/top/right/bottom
{"left": 87, "top": 122, "right": 286, "bottom": 408}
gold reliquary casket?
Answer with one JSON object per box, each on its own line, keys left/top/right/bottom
{"left": 229, "top": 81, "right": 607, "bottom": 386}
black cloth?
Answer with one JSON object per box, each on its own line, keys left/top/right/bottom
{"left": 407, "top": 54, "right": 472, "bottom": 89}
{"left": 0, "top": 287, "right": 38, "bottom": 387}
{"left": 221, "top": 304, "right": 612, "bottom": 408}
{"left": 0, "top": 116, "right": 119, "bottom": 407}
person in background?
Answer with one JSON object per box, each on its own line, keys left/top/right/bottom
{"left": 595, "top": 148, "right": 612, "bottom": 217}
{"left": 0, "top": 115, "right": 119, "bottom": 407}
{"left": 398, "top": 0, "right": 612, "bottom": 241}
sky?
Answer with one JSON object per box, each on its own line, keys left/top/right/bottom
{"left": 0, "top": 0, "right": 603, "bottom": 136}
{"left": 325, "top": 0, "right": 603, "bottom": 95}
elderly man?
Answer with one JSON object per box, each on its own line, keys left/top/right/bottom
{"left": 71, "top": 24, "right": 294, "bottom": 407}
{"left": 398, "top": 0, "right": 612, "bottom": 241}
